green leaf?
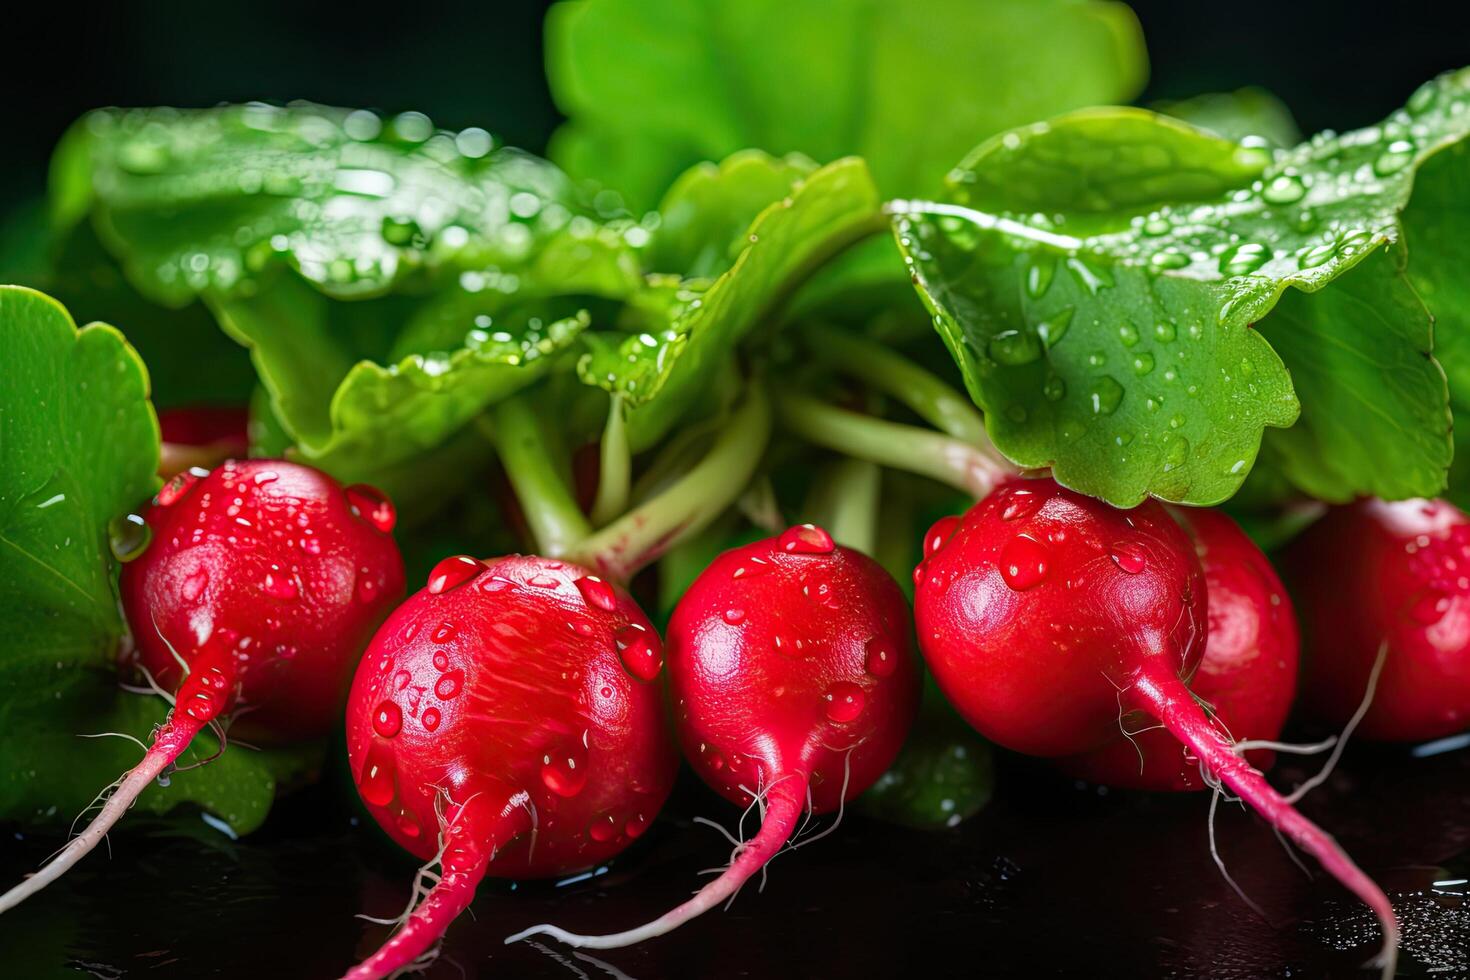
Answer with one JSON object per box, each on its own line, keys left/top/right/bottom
{"left": 646, "top": 150, "right": 816, "bottom": 277}
{"left": 211, "top": 274, "right": 589, "bottom": 481}
{"left": 898, "top": 69, "right": 1470, "bottom": 505}
{"left": 0, "top": 287, "right": 299, "bottom": 832}
{"left": 1402, "top": 136, "right": 1470, "bottom": 507}
{"left": 860, "top": 681, "right": 995, "bottom": 831}
{"left": 598, "top": 158, "right": 886, "bottom": 449}
{"left": 1154, "top": 87, "right": 1301, "bottom": 149}
{"left": 56, "top": 104, "right": 593, "bottom": 305}
{"left": 546, "top": 0, "right": 1147, "bottom": 209}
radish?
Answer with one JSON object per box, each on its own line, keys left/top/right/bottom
{"left": 915, "top": 479, "right": 1399, "bottom": 971}
{"left": 0, "top": 458, "right": 405, "bottom": 912}
{"left": 1285, "top": 497, "right": 1470, "bottom": 742}
{"left": 506, "top": 523, "right": 921, "bottom": 949}
{"left": 340, "top": 554, "right": 678, "bottom": 979}
{"left": 156, "top": 404, "right": 249, "bottom": 477}
{"left": 1062, "top": 508, "right": 1299, "bottom": 790}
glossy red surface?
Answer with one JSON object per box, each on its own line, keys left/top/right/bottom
{"left": 344, "top": 555, "right": 678, "bottom": 875}
{"left": 667, "top": 526, "right": 921, "bottom": 814}
{"left": 1286, "top": 498, "right": 1470, "bottom": 741}
{"left": 914, "top": 478, "right": 1207, "bottom": 757}
{"left": 120, "top": 459, "right": 404, "bottom": 743}
{"left": 1063, "top": 508, "right": 1299, "bottom": 789}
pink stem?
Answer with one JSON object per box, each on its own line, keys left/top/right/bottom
{"left": 1130, "top": 663, "right": 1399, "bottom": 978}
{"left": 0, "top": 671, "right": 222, "bottom": 913}
{"left": 343, "top": 799, "right": 529, "bottom": 980}
{"left": 504, "top": 773, "right": 810, "bottom": 949}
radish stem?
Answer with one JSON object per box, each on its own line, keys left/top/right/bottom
{"left": 590, "top": 394, "right": 630, "bottom": 527}
{"left": 485, "top": 395, "right": 593, "bottom": 557}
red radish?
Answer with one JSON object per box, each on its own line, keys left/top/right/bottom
{"left": 0, "top": 459, "right": 404, "bottom": 912}
{"left": 506, "top": 523, "right": 921, "bottom": 949}
{"left": 1062, "top": 508, "right": 1299, "bottom": 790}
{"left": 1285, "top": 497, "right": 1470, "bottom": 742}
{"left": 156, "top": 404, "right": 249, "bottom": 477}
{"left": 915, "top": 479, "right": 1398, "bottom": 971}
{"left": 340, "top": 555, "right": 677, "bottom": 980}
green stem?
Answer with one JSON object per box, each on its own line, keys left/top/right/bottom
{"left": 805, "top": 458, "right": 881, "bottom": 555}
{"left": 873, "top": 473, "right": 919, "bottom": 597}
{"left": 571, "top": 384, "right": 773, "bottom": 583}
{"left": 775, "top": 390, "right": 1012, "bottom": 500}
{"left": 590, "top": 395, "right": 630, "bottom": 527}
{"left": 484, "top": 395, "right": 593, "bottom": 558}
{"left": 804, "top": 322, "right": 989, "bottom": 446}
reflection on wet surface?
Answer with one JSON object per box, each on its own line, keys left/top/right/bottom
{"left": 2, "top": 735, "right": 1466, "bottom": 978}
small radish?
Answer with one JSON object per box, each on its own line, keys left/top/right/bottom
{"left": 1285, "top": 497, "right": 1470, "bottom": 742}
{"left": 156, "top": 404, "right": 249, "bottom": 477}
{"left": 1062, "top": 508, "right": 1299, "bottom": 790}
{"left": 340, "top": 555, "right": 677, "bottom": 979}
{"left": 915, "top": 479, "right": 1398, "bottom": 971}
{"left": 507, "top": 523, "right": 921, "bottom": 949}
{"left": 0, "top": 458, "right": 404, "bottom": 912}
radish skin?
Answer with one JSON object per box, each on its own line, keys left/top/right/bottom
{"left": 1062, "top": 508, "right": 1299, "bottom": 790}
{"left": 0, "top": 459, "right": 404, "bottom": 913}
{"left": 507, "top": 524, "right": 921, "bottom": 949}
{"left": 1286, "top": 497, "right": 1470, "bottom": 742}
{"left": 915, "top": 480, "right": 1398, "bottom": 973}
{"left": 341, "top": 555, "right": 677, "bottom": 979}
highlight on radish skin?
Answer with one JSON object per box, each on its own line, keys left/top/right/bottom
{"left": 0, "top": 459, "right": 405, "bottom": 914}
{"left": 507, "top": 524, "right": 921, "bottom": 949}
{"left": 340, "top": 555, "right": 678, "bottom": 980}
{"left": 1061, "top": 508, "right": 1300, "bottom": 790}
{"left": 914, "top": 480, "right": 1399, "bottom": 975}
{"left": 1285, "top": 497, "right": 1470, "bottom": 742}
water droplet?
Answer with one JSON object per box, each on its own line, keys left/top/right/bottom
{"left": 1000, "top": 490, "right": 1040, "bottom": 522}
{"left": 1025, "top": 257, "right": 1056, "bottom": 298}
{"left": 1042, "top": 375, "right": 1067, "bottom": 401}
{"left": 427, "top": 555, "right": 486, "bottom": 594}
{"left": 541, "top": 753, "right": 588, "bottom": 797}
{"left": 432, "top": 650, "right": 450, "bottom": 671}
{"left": 1219, "top": 242, "right": 1270, "bottom": 276}
{"left": 252, "top": 470, "right": 278, "bottom": 486}
{"left": 432, "top": 622, "right": 458, "bottom": 643}
{"left": 865, "top": 636, "right": 898, "bottom": 677}
{"left": 360, "top": 743, "right": 397, "bottom": 807}
{"left": 925, "top": 515, "right": 961, "bottom": 554}
{"left": 1373, "top": 140, "right": 1415, "bottom": 176}
{"left": 396, "top": 811, "right": 422, "bottom": 839}
{"left": 1087, "top": 376, "right": 1124, "bottom": 415}
{"left": 1037, "top": 309, "right": 1074, "bottom": 348}
{"left": 778, "top": 524, "right": 835, "bottom": 555}
{"left": 1117, "top": 323, "right": 1140, "bottom": 347}
{"left": 1150, "top": 250, "right": 1189, "bottom": 271}
{"left": 262, "top": 567, "right": 298, "bottom": 599}
{"left": 356, "top": 575, "right": 379, "bottom": 604}
{"left": 1153, "top": 322, "right": 1176, "bottom": 343}
{"left": 373, "top": 700, "right": 402, "bottom": 737}
{"left": 576, "top": 575, "right": 618, "bottom": 612}
{"left": 300, "top": 536, "right": 322, "bottom": 555}
{"left": 1261, "top": 174, "right": 1305, "bottom": 204}
{"left": 1110, "top": 543, "right": 1147, "bottom": 575}
{"left": 588, "top": 813, "right": 619, "bottom": 843}
{"left": 823, "top": 682, "right": 867, "bottom": 723}
{"left": 1131, "top": 353, "right": 1155, "bottom": 376}
{"left": 434, "top": 670, "right": 464, "bottom": 699}
{"left": 722, "top": 607, "right": 746, "bottom": 625}
{"left": 528, "top": 574, "right": 559, "bottom": 589}
{"left": 157, "top": 472, "right": 198, "bottom": 507}
{"left": 733, "top": 557, "right": 771, "bottom": 579}
{"left": 999, "top": 535, "right": 1049, "bottom": 590}
{"left": 345, "top": 484, "right": 396, "bottom": 533}
{"left": 1409, "top": 590, "right": 1450, "bottom": 625}
{"left": 1066, "top": 256, "right": 1113, "bottom": 294}
{"left": 1142, "top": 216, "right": 1172, "bottom": 236}
{"left": 988, "top": 329, "right": 1040, "bottom": 366}
{"left": 421, "top": 707, "right": 441, "bottom": 731}
{"left": 1163, "top": 436, "right": 1190, "bottom": 472}
{"left": 108, "top": 513, "right": 152, "bottom": 562}
{"left": 625, "top": 812, "right": 650, "bottom": 839}
{"left": 616, "top": 624, "right": 663, "bottom": 682}
{"left": 393, "top": 670, "right": 411, "bottom": 691}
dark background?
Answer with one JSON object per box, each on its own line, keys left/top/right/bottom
{"left": 5, "top": 0, "right": 1470, "bottom": 217}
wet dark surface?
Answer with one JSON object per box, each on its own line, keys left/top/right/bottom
{"left": 2, "top": 734, "right": 1467, "bottom": 979}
